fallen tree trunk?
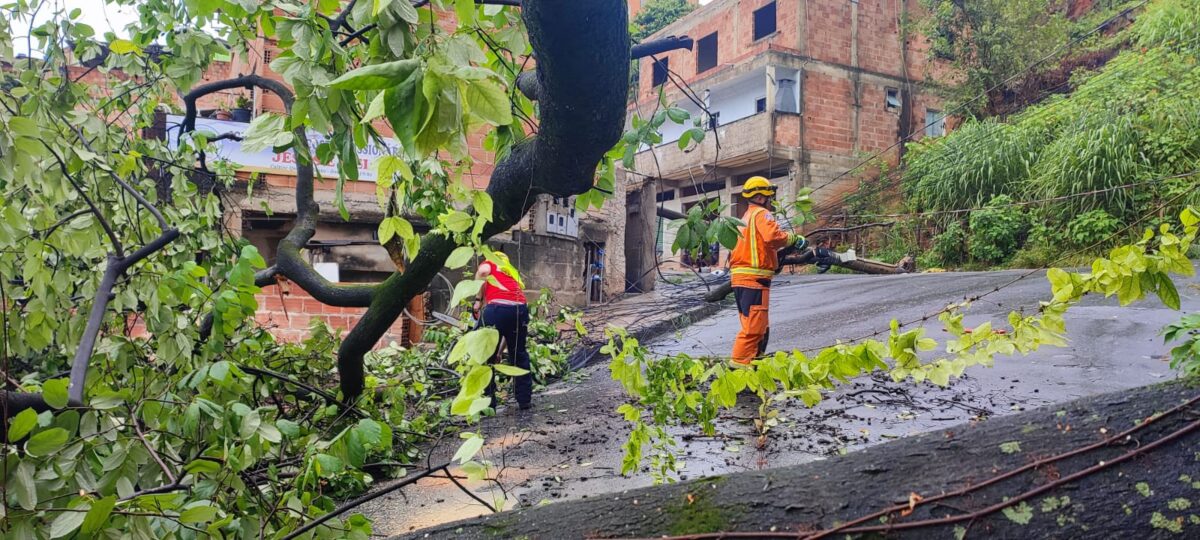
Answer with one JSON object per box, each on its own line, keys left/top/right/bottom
{"left": 399, "top": 381, "right": 1200, "bottom": 539}
{"left": 701, "top": 250, "right": 914, "bottom": 303}
{"left": 652, "top": 208, "right": 914, "bottom": 302}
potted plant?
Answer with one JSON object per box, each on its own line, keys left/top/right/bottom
{"left": 213, "top": 98, "right": 233, "bottom": 121}
{"left": 231, "top": 94, "right": 253, "bottom": 122}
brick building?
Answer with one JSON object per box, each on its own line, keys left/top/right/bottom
{"left": 623, "top": 0, "right": 947, "bottom": 289}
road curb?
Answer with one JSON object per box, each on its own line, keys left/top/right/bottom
{"left": 566, "top": 298, "right": 728, "bottom": 369}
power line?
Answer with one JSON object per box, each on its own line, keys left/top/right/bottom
{"left": 820, "top": 171, "right": 1199, "bottom": 220}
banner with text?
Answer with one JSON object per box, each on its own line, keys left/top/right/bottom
{"left": 166, "top": 114, "right": 398, "bottom": 182}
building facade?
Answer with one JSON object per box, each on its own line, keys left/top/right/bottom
{"left": 623, "top": 0, "right": 946, "bottom": 288}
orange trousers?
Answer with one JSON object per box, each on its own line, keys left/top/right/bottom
{"left": 731, "top": 278, "right": 771, "bottom": 365}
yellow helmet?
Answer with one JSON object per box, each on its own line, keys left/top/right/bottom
{"left": 741, "top": 176, "right": 776, "bottom": 199}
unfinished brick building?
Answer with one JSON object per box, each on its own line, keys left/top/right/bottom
{"left": 624, "top": 0, "right": 947, "bottom": 288}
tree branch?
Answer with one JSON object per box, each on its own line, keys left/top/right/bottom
{"left": 334, "top": 0, "right": 631, "bottom": 398}
{"left": 630, "top": 35, "right": 694, "bottom": 59}
{"left": 180, "top": 75, "right": 376, "bottom": 308}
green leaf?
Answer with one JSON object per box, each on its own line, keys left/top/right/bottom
{"left": 7, "top": 408, "right": 38, "bottom": 441}
{"left": 378, "top": 218, "right": 397, "bottom": 244}
{"left": 372, "top": 0, "right": 393, "bottom": 16}
{"left": 453, "top": 433, "right": 485, "bottom": 463}
{"left": 999, "top": 441, "right": 1022, "bottom": 454}
{"left": 494, "top": 364, "right": 529, "bottom": 377}
{"left": 385, "top": 67, "right": 424, "bottom": 151}
{"left": 461, "top": 460, "right": 487, "bottom": 481}
{"left": 42, "top": 378, "right": 69, "bottom": 409}
{"left": 666, "top": 107, "right": 690, "bottom": 123}
{"left": 179, "top": 504, "right": 218, "bottom": 524}
{"left": 361, "top": 92, "right": 388, "bottom": 123}
{"left": 356, "top": 418, "right": 384, "bottom": 447}
{"left": 12, "top": 460, "right": 37, "bottom": 510}
{"left": 376, "top": 155, "right": 413, "bottom": 182}
{"left": 454, "top": 0, "right": 476, "bottom": 26}
{"left": 461, "top": 365, "right": 493, "bottom": 397}
{"left": 443, "top": 210, "right": 473, "bottom": 233}
{"left": 329, "top": 59, "right": 421, "bottom": 90}
{"left": 392, "top": 0, "right": 420, "bottom": 23}
{"left": 108, "top": 39, "right": 141, "bottom": 55}
{"left": 616, "top": 403, "right": 641, "bottom": 422}
{"left": 464, "top": 80, "right": 513, "bottom": 127}
{"left": 450, "top": 279, "right": 484, "bottom": 307}
{"left": 8, "top": 116, "right": 39, "bottom": 138}
{"left": 472, "top": 191, "right": 494, "bottom": 222}
{"left": 449, "top": 327, "right": 500, "bottom": 365}
{"left": 50, "top": 507, "right": 87, "bottom": 538}
{"left": 1156, "top": 273, "right": 1181, "bottom": 310}
{"left": 446, "top": 246, "right": 475, "bottom": 269}
{"left": 26, "top": 427, "right": 69, "bottom": 456}
{"left": 1001, "top": 502, "right": 1033, "bottom": 525}
{"left": 277, "top": 419, "right": 301, "bottom": 439}
{"left": 240, "top": 113, "right": 294, "bottom": 153}
{"left": 239, "top": 410, "right": 262, "bottom": 439}
{"left": 82, "top": 496, "right": 117, "bottom": 533}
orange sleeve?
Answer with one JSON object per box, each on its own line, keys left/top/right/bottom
{"left": 757, "top": 210, "right": 792, "bottom": 250}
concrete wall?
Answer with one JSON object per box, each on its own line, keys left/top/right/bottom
{"left": 502, "top": 231, "right": 589, "bottom": 307}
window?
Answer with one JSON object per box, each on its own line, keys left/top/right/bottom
{"left": 925, "top": 109, "right": 947, "bottom": 137}
{"left": 656, "top": 189, "right": 676, "bottom": 202}
{"left": 755, "top": 97, "right": 767, "bottom": 113}
{"left": 707, "top": 111, "right": 721, "bottom": 129}
{"left": 651, "top": 57, "right": 669, "bottom": 87}
{"left": 697, "top": 32, "right": 718, "bottom": 74}
{"left": 885, "top": 88, "right": 900, "bottom": 112}
{"left": 753, "top": 2, "right": 777, "bottom": 40}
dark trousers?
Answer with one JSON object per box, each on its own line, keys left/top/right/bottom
{"left": 482, "top": 303, "right": 532, "bottom": 406}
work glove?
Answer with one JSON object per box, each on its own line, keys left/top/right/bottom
{"left": 791, "top": 234, "right": 807, "bottom": 250}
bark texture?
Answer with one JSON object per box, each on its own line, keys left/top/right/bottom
{"left": 398, "top": 382, "right": 1200, "bottom": 539}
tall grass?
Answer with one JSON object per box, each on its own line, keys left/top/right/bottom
{"left": 903, "top": 0, "right": 1200, "bottom": 223}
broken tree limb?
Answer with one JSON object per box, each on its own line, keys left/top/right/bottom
{"left": 181, "top": 75, "right": 377, "bottom": 310}
{"left": 397, "top": 382, "right": 1200, "bottom": 539}
{"left": 654, "top": 208, "right": 913, "bottom": 302}
{"left": 702, "top": 250, "right": 914, "bottom": 302}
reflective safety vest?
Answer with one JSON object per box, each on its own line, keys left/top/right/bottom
{"left": 729, "top": 205, "right": 793, "bottom": 279}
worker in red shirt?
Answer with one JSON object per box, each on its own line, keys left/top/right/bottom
{"left": 472, "top": 252, "right": 532, "bottom": 410}
{"left": 728, "top": 177, "right": 803, "bottom": 366}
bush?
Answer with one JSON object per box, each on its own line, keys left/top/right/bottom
{"left": 928, "top": 220, "right": 968, "bottom": 267}
{"left": 968, "top": 195, "right": 1029, "bottom": 264}
{"left": 1065, "top": 209, "right": 1122, "bottom": 247}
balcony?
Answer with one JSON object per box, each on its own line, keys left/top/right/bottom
{"left": 632, "top": 111, "right": 773, "bottom": 181}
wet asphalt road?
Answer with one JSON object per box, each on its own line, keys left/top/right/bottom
{"left": 365, "top": 264, "right": 1200, "bottom": 537}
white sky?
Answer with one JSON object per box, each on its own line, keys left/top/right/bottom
{"left": 7, "top": 0, "right": 139, "bottom": 41}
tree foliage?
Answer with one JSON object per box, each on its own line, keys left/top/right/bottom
{"left": 631, "top": 0, "right": 696, "bottom": 41}
{"left": 918, "top": 0, "right": 1070, "bottom": 116}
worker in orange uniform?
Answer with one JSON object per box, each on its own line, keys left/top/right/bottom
{"left": 729, "top": 177, "right": 803, "bottom": 366}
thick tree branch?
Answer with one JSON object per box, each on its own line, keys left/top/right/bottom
{"left": 334, "top": 0, "right": 631, "bottom": 398}
{"left": 180, "top": 75, "right": 375, "bottom": 308}
{"left": 630, "top": 35, "right": 694, "bottom": 60}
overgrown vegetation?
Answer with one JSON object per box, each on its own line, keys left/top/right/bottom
{"left": 898, "top": 0, "right": 1200, "bottom": 269}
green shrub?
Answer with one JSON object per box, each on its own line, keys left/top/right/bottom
{"left": 928, "top": 220, "right": 967, "bottom": 267}
{"left": 1010, "top": 223, "right": 1064, "bottom": 268}
{"left": 968, "top": 195, "right": 1029, "bottom": 264}
{"left": 1065, "top": 209, "right": 1123, "bottom": 247}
